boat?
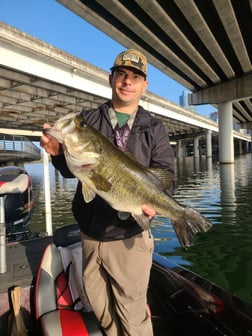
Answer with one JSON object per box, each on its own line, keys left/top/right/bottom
{"left": 0, "top": 166, "right": 34, "bottom": 242}
{"left": 0, "top": 169, "right": 251, "bottom": 335}
{"left": 0, "top": 223, "right": 252, "bottom": 335}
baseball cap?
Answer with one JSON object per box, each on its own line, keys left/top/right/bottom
{"left": 110, "top": 49, "right": 147, "bottom": 76}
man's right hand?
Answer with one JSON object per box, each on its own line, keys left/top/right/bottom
{"left": 40, "top": 123, "right": 63, "bottom": 156}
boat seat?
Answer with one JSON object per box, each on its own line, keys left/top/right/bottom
{"left": 35, "top": 224, "right": 103, "bottom": 335}
{"left": 0, "top": 171, "right": 29, "bottom": 195}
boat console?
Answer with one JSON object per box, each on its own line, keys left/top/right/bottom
{"left": 0, "top": 166, "right": 34, "bottom": 273}
{"left": 0, "top": 166, "right": 34, "bottom": 241}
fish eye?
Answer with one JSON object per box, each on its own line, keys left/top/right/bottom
{"left": 80, "top": 120, "right": 87, "bottom": 128}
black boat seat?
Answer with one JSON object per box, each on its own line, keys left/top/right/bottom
{"left": 0, "top": 173, "right": 29, "bottom": 195}
{"left": 35, "top": 224, "right": 103, "bottom": 335}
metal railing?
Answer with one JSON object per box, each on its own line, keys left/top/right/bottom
{"left": 0, "top": 134, "right": 41, "bottom": 161}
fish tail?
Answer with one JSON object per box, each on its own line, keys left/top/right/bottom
{"left": 171, "top": 207, "right": 212, "bottom": 248}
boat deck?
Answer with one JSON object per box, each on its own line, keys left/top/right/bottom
{"left": 0, "top": 236, "right": 53, "bottom": 335}
{"left": 0, "top": 236, "right": 52, "bottom": 291}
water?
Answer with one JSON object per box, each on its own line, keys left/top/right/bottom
{"left": 24, "top": 154, "right": 252, "bottom": 305}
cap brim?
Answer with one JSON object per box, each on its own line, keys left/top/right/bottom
{"left": 110, "top": 65, "right": 146, "bottom": 77}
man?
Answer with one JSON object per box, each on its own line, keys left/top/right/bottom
{"left": 40, "top": 49, "right": 174, "bottom": 335}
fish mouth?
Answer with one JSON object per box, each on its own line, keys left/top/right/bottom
{"left": 42, "top": 128, "right": 50, "bottom": 135}
{"left": 42, "top": 128, "right": 58, "bottom": 136}
{"left": 42, "top": 127, "right": 63, "bottom": 142}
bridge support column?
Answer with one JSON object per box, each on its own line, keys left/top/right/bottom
{"left": 239, "top": 140, "right": 243, "bottom": 154}
{"left": 194, "top": 136, "right": 200, "bottom": 158}
{"left": 177, "top": 140, "right": 183, "bottom": 159}
{"left": 245, "top": 141, "right": 249, "bottom": 153}
{"left": 206, "top": 130, "right": 212, "bottom": 158}
{"left": 218, "top": 102, "right": 234, "bottom": 164}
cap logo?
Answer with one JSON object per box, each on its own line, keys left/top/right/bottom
{"left": 122, "top": 53, "right": 140, "bottom": 63}
{"left": 111, "top": 49, "right": 147, "bottom": 76}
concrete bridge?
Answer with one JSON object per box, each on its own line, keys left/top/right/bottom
{"left": 57, "top": 0, "right": 252, "bottom": 164}
{"left": 0, "top": 21, "right": 251, "bottom": 163}
{"left": 0, "top": 134, "right": 40, "bottom": 165}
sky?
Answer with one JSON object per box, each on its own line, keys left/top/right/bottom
{"left": 0, "top": 0, "right": 214, "bottom": 117}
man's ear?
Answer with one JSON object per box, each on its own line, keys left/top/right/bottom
{"left": 142, "top": 79, "right": 149, "bottom": 94}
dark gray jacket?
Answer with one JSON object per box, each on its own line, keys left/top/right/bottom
{"left": 52, "top": 101, "right": 174, "bottom": 240}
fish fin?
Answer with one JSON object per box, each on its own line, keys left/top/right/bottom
{"left": 82, "top": 184, "right": 96, "bottom": 203}
{"left": 147, "top": 168, "right": 174, "bottom": 191}
{"left": 90, "top": 172, "right": 112, "bottom": 192}
{"left": 171, "top": 208, "right": 212, "bottom": 248}
{"left": 124, "top": 152, "right": 174, "bottom": 191}
{"left": 132, "top": 214, "right": 151, "bottom": 230}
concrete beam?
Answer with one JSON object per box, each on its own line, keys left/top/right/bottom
{"left": 188, "top": 73, "right": 252, "bottom": 105}
{"left": 169, "top": 131, "right": 206, "bottom": 141}
{"left": 0, "top": 128, "right": 42, "bottom": 139}
{"left": 240, "top": 122, "right": 252, "bottom": 130}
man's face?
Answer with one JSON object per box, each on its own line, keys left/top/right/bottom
{"left": 109, "top": 67, "right": 148, "bottom": 108}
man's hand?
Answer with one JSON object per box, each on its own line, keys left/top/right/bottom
{"left": 40, "top": 123, "right": 63, "bottom": 156}
{"left": 142, "top": 205, "right": 156, "bottom": 219}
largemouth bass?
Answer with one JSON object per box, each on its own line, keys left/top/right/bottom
{"left": 43, "top": 113, "right": 212, "bottom": 248}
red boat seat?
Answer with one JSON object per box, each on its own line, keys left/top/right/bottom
{"left": 35, "top": 224, "right": 103, "bottom": 335}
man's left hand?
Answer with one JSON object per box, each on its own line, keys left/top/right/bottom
{"left": 142, "top": 205, "right": 156, "bottom": 219}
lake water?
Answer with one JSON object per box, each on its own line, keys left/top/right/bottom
{"left": 24, "top": 153, "right": 252, "bottom": 305}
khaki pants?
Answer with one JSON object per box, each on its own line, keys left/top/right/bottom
{"left": 80, "top": 231, "right": 154, "bottom": 336}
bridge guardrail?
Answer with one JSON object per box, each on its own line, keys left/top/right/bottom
{"left": 0, "top": 134, "right": 41, "bottom": 161}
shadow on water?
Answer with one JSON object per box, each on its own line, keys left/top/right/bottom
{"left": 24, "top": 154, "right": 252, "bottom": 305}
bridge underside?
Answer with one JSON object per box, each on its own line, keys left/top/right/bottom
{"left": 0, "top": 65, "right": 214, "bottom": 141}
{"left": 57, "top": 0, "right": 252, "bottom": 128}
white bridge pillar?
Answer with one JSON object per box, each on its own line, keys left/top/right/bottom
{"left": 177, "top": 139, "right": 183, "bottom": 159}
{"left": 218, "top": 102, "right": 234, "bottom": 164}
{"left": 206, "top": 130, "right": 212, "bottom": 158}
{"left": 194, "top": 136, "right": 200, "bottom": 158}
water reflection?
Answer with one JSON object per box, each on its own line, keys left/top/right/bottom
{"left": 193, "top": 156, "right": 200, "bottom": 173}
{"left": 153, "top": 154, "right": 252, "bottom": 305}
{"left": 24, "top": 154, "right": 252, "bottom": 305}
{"left": 219, "top": 164, "right": 236, "bottom": 220}
{"left": 206, "top": 157, "right": 213, "bottom": 177}
{"left": 25, "top": 162, "right": 77, "bottom": 233}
